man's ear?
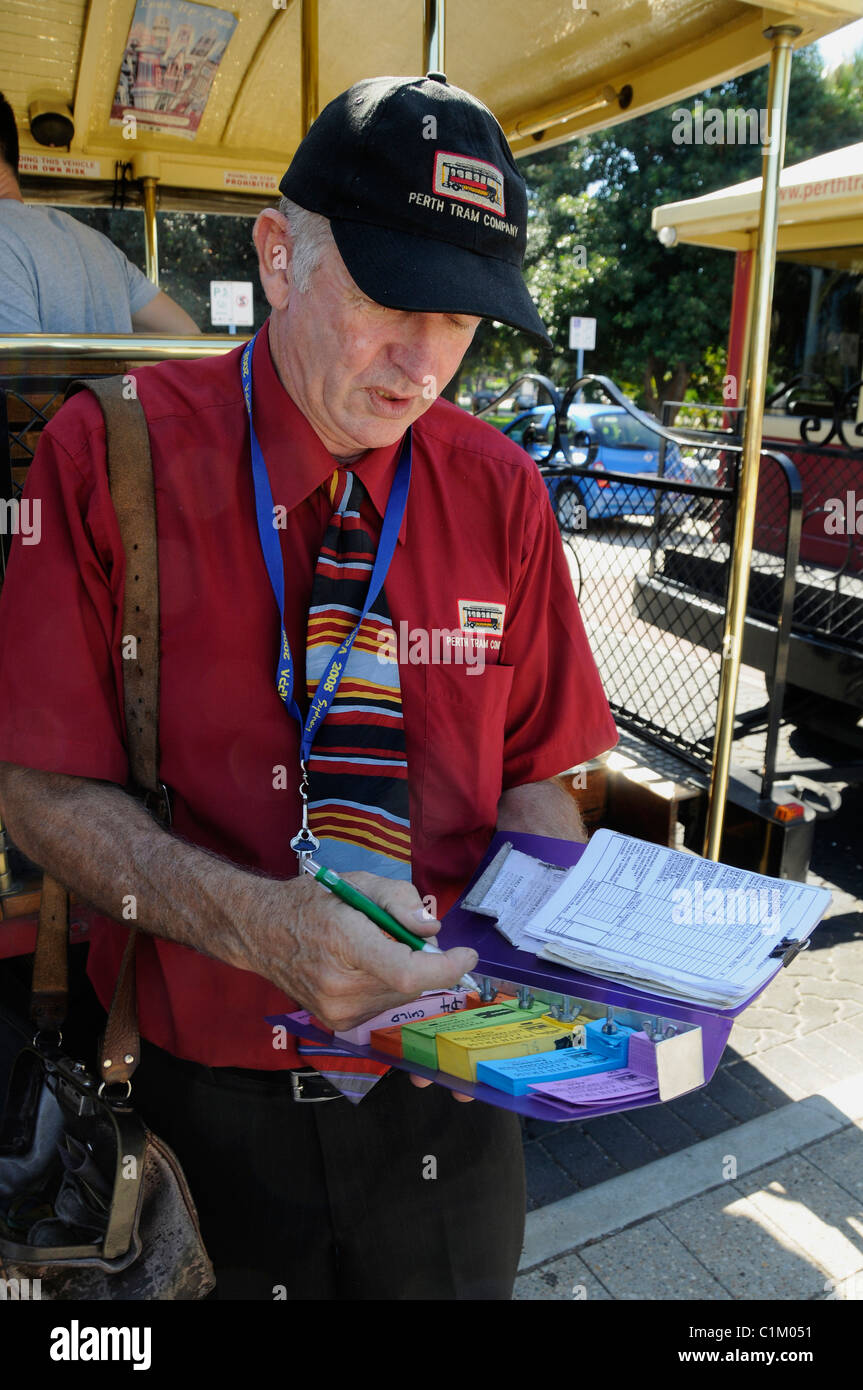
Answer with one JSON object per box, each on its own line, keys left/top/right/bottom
{"left": 253, "top": 208, "right": 294, "bottom": 311}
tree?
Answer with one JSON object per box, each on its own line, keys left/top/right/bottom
{"left": 464, "top": 44, "right": 863, "bottom": 417}
{"left": 69, "top": 206, "right": 267, "bottom": 331}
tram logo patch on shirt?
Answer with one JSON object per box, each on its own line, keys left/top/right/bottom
{"left": 433, "top": 151, "right": 506, "bottom": 216}
{"left": 458, "top": 600, "right": 506, "bottom": 635}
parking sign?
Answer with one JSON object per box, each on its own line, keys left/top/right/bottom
{"left": 569, "top": 316, "right": 597, "bottom": 351}
{"left": 210, "top": 280, "right": 254, "bottom": 328}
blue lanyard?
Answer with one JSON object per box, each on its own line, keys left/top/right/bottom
{"left": 241, "top": 332, "right": 411, "bottom": 763}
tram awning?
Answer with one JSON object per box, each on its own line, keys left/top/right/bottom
{"left": 652, "top": 142, "right": 863, "bottom": 254}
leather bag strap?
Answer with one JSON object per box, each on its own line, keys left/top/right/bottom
{"left": 30, "top": 378, "right": 162, "bottom": 1084}
{"left": 82, "top": 377, "right": 161, "bottom": 799}
{"left": 30, "top": 874, "right": 71, "bottom": 1033}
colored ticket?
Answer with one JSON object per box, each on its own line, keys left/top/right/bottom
{"left": 336, "top": 989, "right": 467, "bottom": 1046}
{"left": 528, "top": 1068, "right": 659, "bottom": 1107}
{"left": 401, "top": 1000, "right": 548, "bottom": 1069}
{"left": 437, "top": 1018, "right": 575, "bottom": 1082}
{"left": 477, "top": 1045, "right": 627, "bottom": 1096}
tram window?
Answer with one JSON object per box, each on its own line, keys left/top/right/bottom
{"left": 770, "top": 252, "right": 862, "bottom": 403}
{"left": 63, "top": 206, "right": 268, "bottom": 332}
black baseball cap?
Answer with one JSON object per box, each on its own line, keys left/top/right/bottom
{"left": 279, "top": 73, "right": 551, "bottom": 346}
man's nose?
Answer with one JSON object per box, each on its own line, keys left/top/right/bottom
{"left": 387, "top": 315, "right": 446, "bottom": 386}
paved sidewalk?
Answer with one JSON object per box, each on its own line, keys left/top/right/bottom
{"left": 515, "top": 1073, "right": 863, "bottom": 1299}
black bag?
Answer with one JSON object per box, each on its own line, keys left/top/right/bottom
{"left": 0, "top": 1042, "right": 213, "bottom": 1299}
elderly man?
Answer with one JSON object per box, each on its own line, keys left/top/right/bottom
{"left": 0, "top": 74, "right": 616, "bottom": 1300}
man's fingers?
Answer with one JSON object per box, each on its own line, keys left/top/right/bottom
{"left": 408, "top": 1073, "right": 474, "bottom": 1102}
{"left": 336, "top": 909, "right": 476, "bottom": 996}
{"left": 341, "top": 871, "right": 441, "bottom": 939}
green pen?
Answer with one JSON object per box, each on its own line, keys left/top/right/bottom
{"left": 303, "top": 859, "right": 480, "bottom": 992}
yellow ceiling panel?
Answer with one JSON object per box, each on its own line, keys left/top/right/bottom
{"left": 2, "top": 0, "right": 860, "bottom": 198}
{"left": 0, "top": 0, "right": 86, "bottom": 115}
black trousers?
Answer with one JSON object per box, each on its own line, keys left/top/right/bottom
{"left": 130, "top": 1035, "right": 526, "bottom": 1302}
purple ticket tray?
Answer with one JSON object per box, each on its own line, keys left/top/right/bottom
{"left": 270, "top": 833, "right": 781, "bottom": 1122}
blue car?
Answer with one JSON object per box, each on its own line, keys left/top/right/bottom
{"left": 502, "top": 403, "right": 690, "bottom": 527}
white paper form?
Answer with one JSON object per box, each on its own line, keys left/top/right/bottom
{"left": 524, "top": 830, "right": 831, "bottom": 1007}
{"left": 461, "top": 843, "right": 569, "bottom": 947}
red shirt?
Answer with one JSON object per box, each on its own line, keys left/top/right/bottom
{"left": 0, "top": 321, "right": 617, "bottom": 1067}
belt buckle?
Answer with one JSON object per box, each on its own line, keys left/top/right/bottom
{"left": 289, "top": 1069, "right": 342, "bottom": 1102}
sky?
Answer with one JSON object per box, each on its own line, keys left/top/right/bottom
{"left": 816, "top": 17, "right": 863, "bottom": 68}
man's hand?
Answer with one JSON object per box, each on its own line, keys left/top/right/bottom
{"left": 241, "top": 870, "right": 478, "bottom": 1102}
{"left": 0, "top": 763, "right": 479, "bottom": 1095}
{"left": 239, "top": 870, "right": 477, "bottom": 1032}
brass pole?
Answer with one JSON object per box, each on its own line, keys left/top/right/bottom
{"left": 301, "top": 0, "right": 319, "bottom": 135}
{"left": 423, "top": 0, "right": 446, "bottom": 72}
{"left": 736, "top": 248, "right": 757, "bottom": 413}
{"left": 141, "top": 176, "right": 159, "bottom": 286}
{"left": 703, "top": 25, "right": 801, "bottom": 860}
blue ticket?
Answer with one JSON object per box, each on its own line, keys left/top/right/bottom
{"left": 477, "top": 1019, "right": 635, "bottom": 1095}
{"left": 476, "top": 1045, "right": 623, "bottom": 1096}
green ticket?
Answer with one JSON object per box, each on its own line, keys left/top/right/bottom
{"left": 401, "top": 1000, "right": 547, "bottom": 1069}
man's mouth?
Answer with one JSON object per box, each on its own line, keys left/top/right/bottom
{"left": 365, "top": 387, "right": 417, "bottom": 414}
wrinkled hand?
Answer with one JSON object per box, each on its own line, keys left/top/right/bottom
{"left": 238, "top": 870, "right": 478, "bottom": 1042}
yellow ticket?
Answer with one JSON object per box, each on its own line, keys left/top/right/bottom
{"left": 436, "top": 1018, "right": 576, "bottom": 1082}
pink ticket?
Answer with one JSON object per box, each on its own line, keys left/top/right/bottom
{"left": 334, "top": 989, "right": 467, "bottom": 1045}
{"left": 529, "top": 1068, "right": 658, "bottom": 1107}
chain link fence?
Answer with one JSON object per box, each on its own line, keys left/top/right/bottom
{"left": 519, "top": 379, "right": 803, "bottom": 772}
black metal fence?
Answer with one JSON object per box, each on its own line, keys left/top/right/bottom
{"left": 663, "top": 389, "right": 863, "bottom": 668}
{"left": 0, "top": 374, "right": 84, "bottom": 577}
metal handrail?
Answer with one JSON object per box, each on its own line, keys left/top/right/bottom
{"left": 0, "top": 334, "right": 246, "bottom": 359}
{"left": 473, "top": 372, "right": 562, "bottom": 416}
{"left": 760, "top": 449, "right": 803, "bottom": 802}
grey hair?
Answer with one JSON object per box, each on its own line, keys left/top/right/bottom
{"left": 278, "top": 196, "right": 336, "bottom": 292}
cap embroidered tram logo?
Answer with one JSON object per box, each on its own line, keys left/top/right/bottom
{"left": 434, "top": 151, "right": 506, "bottom": 216}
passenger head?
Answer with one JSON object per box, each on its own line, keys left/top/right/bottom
{"left": 0, "top": 92, "right": 19, "bottom": 176}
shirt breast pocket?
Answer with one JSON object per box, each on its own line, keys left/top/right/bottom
{"left": 419, "top": 663, "right": 514, "bottom": 839}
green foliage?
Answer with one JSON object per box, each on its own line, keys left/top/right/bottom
{"left": 459, "top": 44, "right": 863, "bottom": 414}
{"left": 69, "top": 206, "right": 267, "bottom": 331}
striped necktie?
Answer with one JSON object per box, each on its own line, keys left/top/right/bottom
{"left": 297, "top": 468, "right": 410, "bottom": 1100}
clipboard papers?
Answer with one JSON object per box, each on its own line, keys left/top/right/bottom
{"left": 462, "top": 830, "right": 831, "bottom": 1009}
